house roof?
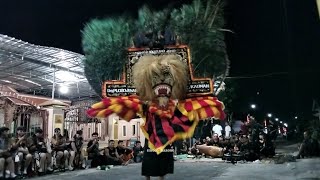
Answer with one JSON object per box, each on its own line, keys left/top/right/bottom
{"left": 0, "top": 34, "right": 97, "bottom": 100}
{"left": 0, "top": 85, "right": 70, "bottom": 106}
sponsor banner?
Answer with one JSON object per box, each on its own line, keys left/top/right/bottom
{"left": 103, "top": 45, "right": 214, "bottom": 98}
{"left": 105, "top": 84, "right": 136, "bottom": 97}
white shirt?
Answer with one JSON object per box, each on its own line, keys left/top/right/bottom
{"left": 225, "top": 125, "right": 231, "bottom": 137}
{"left": 212, "top": 124, "right": 223, "bottom": 136}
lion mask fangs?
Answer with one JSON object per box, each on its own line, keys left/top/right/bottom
{"left": 132, "top": 55, "right": 189, "bottom": 103}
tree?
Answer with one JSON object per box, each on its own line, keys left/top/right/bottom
{"left": 217, "top": 79, "right": 237, "bottom": 112}
{"left": 81, "top": 0, "right": 229, "bottom": 96}
{"left": 170, "top": 0, "right": 229, "bottom": 78}
{"left": 82, "top": 17, "right": 135, "bottom": 96}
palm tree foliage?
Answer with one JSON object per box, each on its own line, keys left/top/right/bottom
{"left": 170, "top": 0, "right": 228, "bottom": 77}
{"left": 217, "top": 79, "right": 237, "bottom": 112}
{"left": 82, "top": 17, "right": 134, "bottom": 96}
{"left": 82, "top": 0, "right": 229, "bottom": 96}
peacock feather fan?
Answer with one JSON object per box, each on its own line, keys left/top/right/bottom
{"left": 81, "top": 0, "right": 230, "bottom": 96}
{"left": 82, "top": 16, "right": 135, "bottom": 96}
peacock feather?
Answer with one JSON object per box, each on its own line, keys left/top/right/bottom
{"left": 81, "top": 0, "right": 229, "bottom": 96}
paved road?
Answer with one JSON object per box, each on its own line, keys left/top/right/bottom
{"left": 31, "top": 158, "right": 320, "bottom": 180}
{"left": 31, "top": 141, "right": 320, "bottom": 180}
{"left": 33, "top": 161, "right": 231, "bottom": 180}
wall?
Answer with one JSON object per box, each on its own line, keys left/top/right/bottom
{"left": 46, "top": 108, "right": 54, "bottom": 139}
{"left": 79, "top": 122, "right": 102, "bottom": 140}
{"left": 117, "top": 117, "right": 145, "bottom": 147}
{"left": 45, "top": 107, "right": 65, "bottom": 139}
{"left": 0, "top": 109, "right": 4, "bottom": 127}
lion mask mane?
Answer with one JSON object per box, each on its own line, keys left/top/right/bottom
{"left": 132, "top": 55, "right": 189, "bottom": 102}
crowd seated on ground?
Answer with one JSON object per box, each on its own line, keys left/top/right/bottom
{"left": 186, "top": 134, "right": 259, "bottom": 161}
{"left": 86, "top": 135, "right": 135, "bottom": 168}
{"left": 1, "top": 123, "right": 318, "bottom": 179}
{"left": 0, "top": 126, "right": 140, "bottom": 179}
{"left": 185, "top": 132, "right": 279, "bottom": 162}
{"left": 185, "top": 128, "right": 320, "bottom": 163}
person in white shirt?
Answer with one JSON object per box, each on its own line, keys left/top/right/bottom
{"left": 212, "top": 123, "right": 223, "bottom": 137}
{"left": 224, "top": 122, "right": 232, "bottom": 138}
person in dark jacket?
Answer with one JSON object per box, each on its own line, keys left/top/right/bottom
{"left": 28, "top": 129, "right": 53, "bottom": 173}
{"left": 133, "top": 141, "right": 144, "bottom": 163}
{"left": 87, "top": 132, "right": 107, "bottom": 168}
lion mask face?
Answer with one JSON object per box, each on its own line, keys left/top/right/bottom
{"left": 151, "top": 64, "right": 173, "bottom": 97}
{"left": 132, "top": 55, "right": 189, "bottom": 104}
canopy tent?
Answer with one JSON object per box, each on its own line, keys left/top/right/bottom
{"left": 0, "top": 34, "right": 97, "bottom": 100}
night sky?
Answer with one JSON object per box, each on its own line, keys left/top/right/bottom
{"left": 0, "top": 0, "right": 319, "bottom": 123}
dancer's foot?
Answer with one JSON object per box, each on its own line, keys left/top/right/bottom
{"left": 68, "top": 165, "right": 74, "bottom": 171}
{"left": 38, "top": 168, "right": 44, "bottom": 173}
{"left": 82, "top": 163, "right": 86, "bottom": 169}
{"left": 47, "top": 167, "right": 54, "bottom": 172}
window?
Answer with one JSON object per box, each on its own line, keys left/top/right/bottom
{"left": 123, "top": 126, "right": 126, "bottom": 136}
{"left": 20, "top": 114, "right": 30, "bottom": 131}
{"left": 132, "top": 125, "right": 136, "bottom": 135}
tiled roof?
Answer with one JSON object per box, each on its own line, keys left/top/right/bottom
{"left": 0, "top": 85, "right": 70, "bottom": 106}
{"left": 0, "top": 34, "right": 97, "bottom": 100}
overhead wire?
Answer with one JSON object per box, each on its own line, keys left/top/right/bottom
{"left": 225, "top": 71, "right": 289, "bottom": 79}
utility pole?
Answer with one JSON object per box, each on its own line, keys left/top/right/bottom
{"left": 52, "top": 68, "right": 56, "bottom": 99}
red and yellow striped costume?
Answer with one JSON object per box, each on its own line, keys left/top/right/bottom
{"left": 87, "top": 95, "right": 225, "bottom": 154}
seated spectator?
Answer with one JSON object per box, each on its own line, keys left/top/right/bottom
{"left": 11, "top": 126, "right": 32, "bottom": 176}
{"left": 258, "top": 133, "right": 274, "bottom": 157}
{"left": 133, "top": 141, "right": 143, "bottom": 163}
{"left": 189, "top": 141, "right": 202, "bottom": 158}
{"left": 87, "top": 132, "right": 107, "bottom": 168}
{"left": 221, "top": 137, "right": 232, "bottom": 154}
{"left": 104, "top": 140, "right": 123, "bottom": 165}
{"left": 116, "top": 140, "right": 126, "bottom": 156}
{"left": 115, "top": 140, "right": 133, "bottom": 165}
{"left": 207, "top": 133, "right": 222, "bottom": 147}
{"left": 51, "top": 128, "right": 69, "bottom": 170}
{"left": 71, "top": 130, "right": 86, "bottom": 169}
{"left": 64, "top": 130, "right": 75, "bottom": 171}
{"left": 310, "top": 131, "right": 320, "bottom": 157}
{"left": 121, "top": 148, "right": 134, "bottom": 165}
{"left": 0, "top": 127, "right": 16, "bottom": 178}
{"left": 218, "top": 136, "right": 224, "bottom": 143}
{"left": 239, "top": 135, "right": 259, "bottom": 161}
{"left": 205, "top": 137, "right": 211, "bottom": 145}
{"left": 233, "top": 143, "right": 240, "bottom": 154}
{"left": 230, "top": 134, "right": 239, "bottom": 145}
{"left": 28, "top": 129, "right": 53, "bottom": 174}
{"left": 296, "top": 131, "right": 319, "bottom": 159}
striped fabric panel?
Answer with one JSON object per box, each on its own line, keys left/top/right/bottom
{"left": 177, "top": 96, "right": 226, "bottom": 121}
{"left": 148, "top": 100, "right": 176, "bottom": 119}
{"left": 86, "top": 95, "right": 143, "bottom": 121}
{"left": 141, "top": 109, "right": 199, "bottom": 155}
